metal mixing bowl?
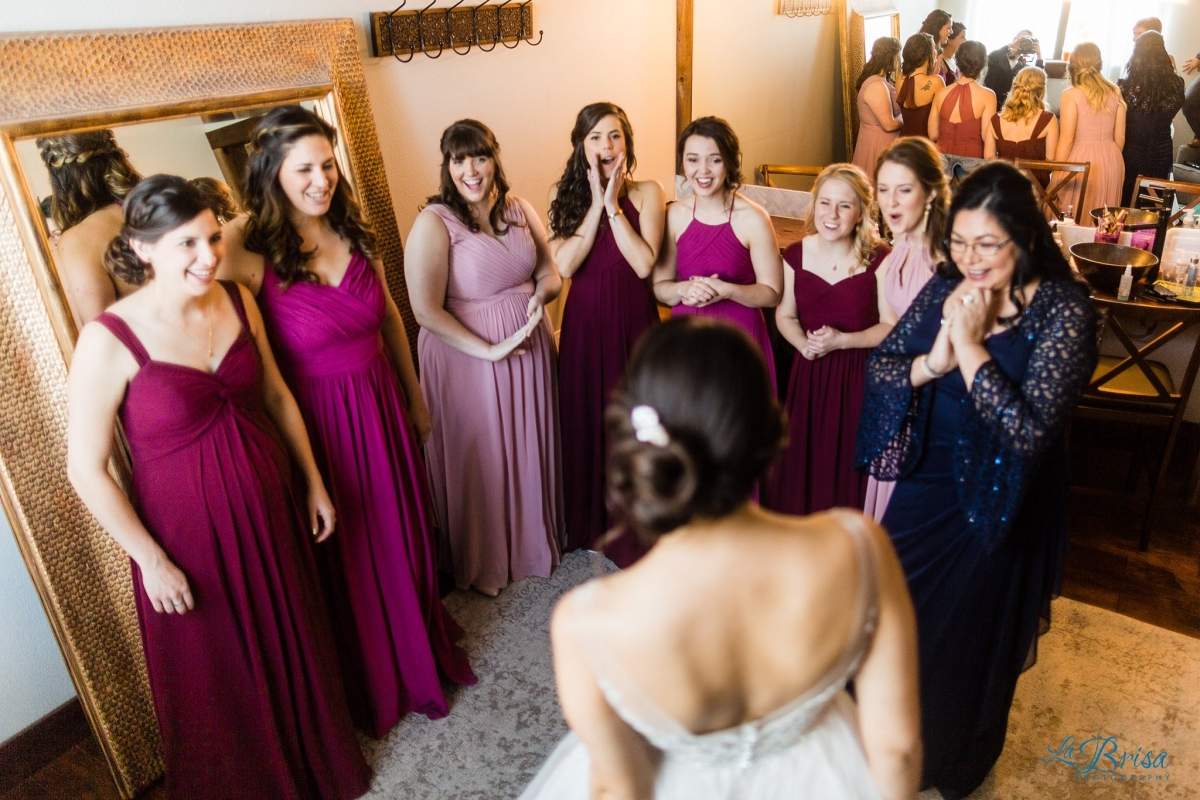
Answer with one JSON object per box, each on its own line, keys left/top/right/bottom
{"left": 1069, "top": 242, "right": 1158, "bottom": 295}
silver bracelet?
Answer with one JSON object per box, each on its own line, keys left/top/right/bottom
{"left": 918, "top": 354, "right": 948, "bottom": 380}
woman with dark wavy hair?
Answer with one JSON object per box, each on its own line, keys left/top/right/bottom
{"left": 221, "top": 105, "right": 476, "bottom": 737}
{"left": 37, "top": 129, "right": 142, "bottom": 326}
{"left": 549, "top": 102, "right": 664, "bottom": 563}
{"left": 520, "top": 317, "right": 921, "bottom": 800}
{"left": 856, "top": 161, "right": 1097, "bottom": 798}
{"left": 897, "top": 34, "right": 945, "bottom": 139}
{"left": 406, "top": 119, "right": 563, "bottom": 596}
{"left": 1119, "top": 31, "right": 1185, "bottom": 204}
{"left": 68, "top": 174, "right": 370, "bottom": 799}
{"left": 853, "top": 37, "right": 903, "bottom": 177}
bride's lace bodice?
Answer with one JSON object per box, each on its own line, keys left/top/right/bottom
{"left": 575, "top": 511, "right": 879, "bottom": 770}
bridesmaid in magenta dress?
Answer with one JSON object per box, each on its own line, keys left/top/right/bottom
{"left": 221, "top": 107, "right": 474, "bottom": 737}
{"left": 406, "top": 119, "right": 563, "bottom": 596}
{"left": 549, "top": 103, "right": 664, "bottom": 564}
{"left": 654, "top": 117, "right": 782, "bottom": 391}
{"left": 764, "top": 164, "right": 893, "bottom": 516}
{"left": 852, "top": 37, "right": 903, "bottom": 177}
{"left": 929, "top": 41, "right": 996, "bottom": 159}
{"left": 862, "top": 138, "right": 948, "bottom": 521}
{"left": 67, "top": 176, "right": 369, "bottom": 800}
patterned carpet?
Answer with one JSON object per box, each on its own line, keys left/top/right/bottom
{"left": 363, "top": 552, "right": 1198, "bottom": 799}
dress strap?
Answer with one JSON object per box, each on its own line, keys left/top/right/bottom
{"left": 93, "top": 312, "right": 150, "bottom": 366}
{"left": 990, "top": 115, "right": 1004, "bottom": 140}
{"left": 220, "top": 280, "right": 250, "bottom": 330}
{"left": 1031, "top": 110, "right": 1053, "bottom": 139}
{"left": 727, "top": 193, "right": 736, "bottom": 222}
{"left": 955, "top": 83, "right": 976, "bottom": 122}
{"left": 898, "top": 75, "right": 914, "bottom": 108}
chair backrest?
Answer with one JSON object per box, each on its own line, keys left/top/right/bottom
{"left": 1130, "top": 176, "right": 1200, "bottom": 228}
{"left": 756, "top": 164, "right": 823, "bottom": 190}
{"left": 1013, "top": 159, "right": 1090, "bottom": 222}
{"left": 674, "top": 175, "right": 813, "bottom": 221}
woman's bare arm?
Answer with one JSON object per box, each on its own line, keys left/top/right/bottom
{"left": 216, "top": 216, "right": 266, "bottom": 295}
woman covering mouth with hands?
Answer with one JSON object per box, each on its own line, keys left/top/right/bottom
{"left": 763, "top": 163, "right": 892, "bottom": 517}
{"left": 550, "top": 102, "right": 665, "bottom": 564}
{"left": 653, "top": 116, "right": 782, "bottom": 391}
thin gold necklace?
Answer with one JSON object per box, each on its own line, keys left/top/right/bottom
{"left": 156, "top": 293, "right": 214, "bottom": 358}
{"left": 816, "top": 238, "right": 856, "bottom": 272}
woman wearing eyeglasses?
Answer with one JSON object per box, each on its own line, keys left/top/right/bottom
{"left": 855, "top": 162, "right": 1097, "bottom": 799}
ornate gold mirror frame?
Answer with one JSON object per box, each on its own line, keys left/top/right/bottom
{"left": 0, "top": 19, "right": 409, "bottom": 797}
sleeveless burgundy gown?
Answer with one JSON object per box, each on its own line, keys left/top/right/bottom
{"left": 938, "top": 83, "right": 984, "bottom": 158}
{"left": 764, "top": 243, "right": 889, "bottom": 516}
{"left": 558, "top": 195, "right": 659, "bottom": 566}
{"left": 95, "top": 282, "right": 370, "bottom": 800}
{"left": 672, "top": 195, "right": 777, "bottom": 392}
{"left": 258, "top": 252, "right": 476, "bottom": 739}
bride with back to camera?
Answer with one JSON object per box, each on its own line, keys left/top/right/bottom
{"left": 521, "top": 317, "right": 921, "bottom": 800}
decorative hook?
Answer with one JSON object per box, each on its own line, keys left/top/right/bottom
{"left": 388, "top": 1, "right": 416, "bottom": 63}
{"left": 446, "top": 0, "right": 472, "bottom": 55}
{"left": 473, "top": 0, "right": 499, "bottom": 52}
{"left": 418, "top": 0, "right": 445, "bottom": 58}
{"left": 518, "top": 0, "right": 543, "bottom": 46}
{"left": 497, "top": 0, "right": 521, "bottom": 49}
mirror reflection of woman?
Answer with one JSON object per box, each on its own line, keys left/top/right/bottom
{"left": 653, "top": 117, "right": 782, "bottom": 391}
{"left": 66, "top": 175, "right": 370, "bottom": 799}
{"left": 862, "top": 137, "right": 948, "bottom": 522}
{"left": 852, "top": 37, "right": 903, "bottom": 179}
{"left": 941, "top": 23, "right": 967, "bottom": 84}
{"left": 763, "top": 164, "right": 893, "bottom": 517}
{"left": 929, "top": 41, "right": 996, "bottom": 159}
{"left": 406, "top": 119, "right": 563, "bottom": 596}
{"left": 37, "top": 130, "right": 142, "bottom": 327}
{"left": 220, "top": 105, "right": 475, "bottom": 736}
{"left": 521, "top": 318, "right": 921, "bottom": 800}
{"left": 549, "top": 102, "right": 664, "bottom": 565}
{"left": 897, "top": 34, "right": 946, "bottom": 140}
{"left": 857, "top": 163, "right": 1098, "bottom": 799}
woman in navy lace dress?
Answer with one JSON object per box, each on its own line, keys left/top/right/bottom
{"left": 856, "top": 162, "right": 1097, "bottom": 799}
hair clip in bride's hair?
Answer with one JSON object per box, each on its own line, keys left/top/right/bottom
{"left": 630, "top": 405, "right": 670, "bottom": 447}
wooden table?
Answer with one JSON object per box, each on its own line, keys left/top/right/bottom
{"left": 771, "top": 216, "right": 806, "bottom": 252}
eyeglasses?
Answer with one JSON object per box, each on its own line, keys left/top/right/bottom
{"left": 947, "top": 237, "right": 1012, "bottom": 258}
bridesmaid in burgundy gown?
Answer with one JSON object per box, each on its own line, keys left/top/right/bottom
{"left": 67, "top": 176, "right": 369, "bottom": 799}
{"left": 549, "top": 103, "right": 664, "bottom": 563}
{"left": 221, "top": 106, "right": 474, "bottom": 738}
{"left": 764, "top": 164, "right": 893, "bottom": 516}
{"left": 654, "top": 117, "right": 782, "bottom": 390}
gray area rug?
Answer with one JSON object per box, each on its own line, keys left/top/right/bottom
{"left": 364, "top": 552, "right": 1198, "bottom": 799}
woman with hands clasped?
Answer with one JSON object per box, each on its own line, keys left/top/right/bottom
{"left": 654, "top": 116, "right": 782, "bottom": 390}
{"left": 764, "top": 164, "right": 892, "bottom": 517}
{"left": 856, "top": 162, "right": 1097, "bottom": 799}
{"left": 406, "top": 119, "right": 563, "bottom": 596}
{"left": 550, "top": 102, "right": 664, "bottom": 563}
{"left": 67, "top": 175, "right": 369, "bottom": 800}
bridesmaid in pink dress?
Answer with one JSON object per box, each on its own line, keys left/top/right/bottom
{"left": 862, "top": 138, "right": 949, "bottom": 521}
{"left": 929, "top": 41, "right": 996, "bottom": 159}
{"left": 68, "top": 176, "right": 369, "bottom": 799}
{"left": 1055, "top": 43, "right": 1127, "bottom": 222}
{"left": 406, "top": 119, "right": 563, "bottom": 596}
{"left": 549, "top": 103, "right": 664, "bottom": 564}
{"left": 221, "top": 106, "right": 475, "bottom": 738}
{"left": 852, "top": 37, "right": 903, "bottom": 177}
{"left": 763, "top": 164, "right": 892, "bottom": 516}
{"left": 654, "top": 117, "right": 782, "bottom": 390}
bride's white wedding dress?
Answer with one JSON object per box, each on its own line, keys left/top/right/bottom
{"left": 519, "top": 512, "right": 885, "bottom": 799}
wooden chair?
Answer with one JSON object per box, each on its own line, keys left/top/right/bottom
{"left": 1074, "top": 293, "right": 1200, "bottom": 549}
{"left": 1013, "top": 158, "right": 1090, "bottom": 221}
{"left": 756, "top": 164, "right": 823, "bottom": 190}
{"left": 1129, "top": 175, "right": 1200, "bottom": 228}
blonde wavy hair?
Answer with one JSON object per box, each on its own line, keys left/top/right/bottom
{"left": 804, "top": 163, "right": 881, "bottom": 276}
{"left": 1002, "top": 66, "right": 1047, "bottom": 122}
{"left": 1068, "top": 43, "right": 1121, "bottom": 112}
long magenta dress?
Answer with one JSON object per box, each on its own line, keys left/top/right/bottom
{"left": 258, "top": 252, "right": 476, "bottom": 739}
{"left": 94, "top": 283, "right": 370, "bottom": 800}
{"left": 558, "top": 195, "right": 658, "bottom": 565}
{"left": 418, "top": 200, "right": 563, "bottom": 592}
{"left": 672, "top": 195, "right": 777, "bottom": 392}
{"left": 764, "top": 242, "right": 889, "bottom": 516}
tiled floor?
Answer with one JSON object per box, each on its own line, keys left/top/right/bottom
{"left": 5, "top": 422, "right": 1197, "bottom": 799}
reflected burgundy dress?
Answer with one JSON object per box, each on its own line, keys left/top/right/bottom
{"left": 259, "top": 252, "right": 476, "bottom": 739}
{"left": 558, "top": 196, "right": 659, "bottom": 565}
{"left": 95, "top": 282, "right": 370, "bottom": 800}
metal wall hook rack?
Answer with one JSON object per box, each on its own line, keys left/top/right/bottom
{"left": 369, "top": 1, "right": 541, "bottom": 60}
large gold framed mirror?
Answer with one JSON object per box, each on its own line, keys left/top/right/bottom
{"left": 0, "top": 19, "right": 408, "bottom": 796}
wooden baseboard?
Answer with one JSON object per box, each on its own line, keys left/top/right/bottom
{"left": 0, "top": 697, "right": 89, "bottom": 792}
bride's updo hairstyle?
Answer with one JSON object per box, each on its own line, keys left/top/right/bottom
{"left": 104, "top": 174, "right": 213, "bottom": 287}
{"left": 606, "top": 317, "right": 786, "bottom": 539}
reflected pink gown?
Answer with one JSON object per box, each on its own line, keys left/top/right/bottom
{"left": 853, "top": 75, "right": 901, "bottom": 176}
{"left": 672, "top": 195, "right": 777, "bottom": 393}
{"left": 95, "top": 283, "right": 370, "bottom": 800}
{"left": 258, "top": 252, "right": 476, "bottom": 739}
{"left": 418, "top": 201, "right": 563, "bottom": 592}
{"left": 558, "top": 195, "right": 658, "bottom": 566}
{"left": 862, "top": 234, "right": 937, "bottom": 522}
